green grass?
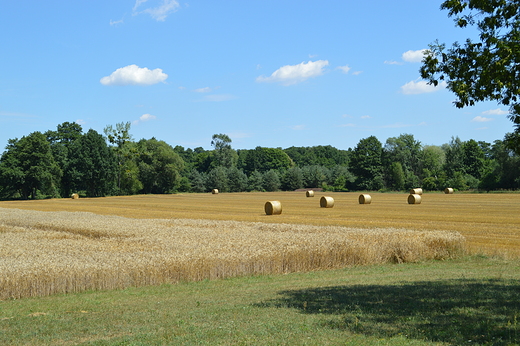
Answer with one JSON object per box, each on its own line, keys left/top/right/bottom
{"left": 2, "top": 256, "right": 519, "bottom": 345}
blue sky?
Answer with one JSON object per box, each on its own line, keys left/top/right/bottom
{"left": 0, "top": 1, "right": 515, "bottom": 151}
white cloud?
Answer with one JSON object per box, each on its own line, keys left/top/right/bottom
{"left": 100, "top": 65, "right": 168, "bottom": 86}
{"left": 337, "top": 65, "right": 351, "bottom": 74}
{"left": 194, "top": 87, "right": 212, "bottom": 93}
{"left": 482, "top": 108, "right": 509, "bottom": 115}
{"left": 140, "top": 113, "right": 156, "bottom": 121}
{"left": 76, "top": 119, "right": 87, "bottom": 125}
{"left": 472, "top": 116, "right": 493, "bottom": 122}
{"left": 352, "top": 70, "right": 363, "bottom": 76}
{"left": 400, "top": 79, "right": 446, "bottom": 94}
{"left": 290, "top": 124, "right": 306, "bottom": 130}
{"left": 256, "top": 60, "right": 329, "bottom": 86}
{"left": 361, "top": 115, "right": 371, "bottom": 119}
{"left": 384, "top": 60, "right": 402, "bottom": 65}
{"left": 133, "top": 113, "right": 157, "bottom": 125}
{"left": 402, "top": 49, "right": 428, "bottom": 63}
{"left": 133, "top": 0, "right": 148, "bottom": 11}
{"left": 110, "top": 18, "right": 124, "bottom": 26}
{"left": 133, "top": 0, "right": 179, "bottom": 21}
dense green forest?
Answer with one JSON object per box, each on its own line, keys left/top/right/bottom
{"left": 1, "top": 121, "right": 519, "bottom": 199}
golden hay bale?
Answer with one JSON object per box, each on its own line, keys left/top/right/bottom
{"left": 71, "top": 193, "right": 79, "bottom": 199}
{"left": 359, "top": 194, "right": 372, "bottom": 204}
{"left": 444, "top": 188, "right": 454, "bottom": 194}
{"left": 306, "top": 190, "right": 315, "bottom": 197}
{"left": 410, "top": 188, "right": 423, "bottom": 195}
{"left": 320, "top": 196, "right": 334, "bottom": 208}
{"left": 408, "top": 194, "right": 422, "bottom": 204}
{"left": 264, "top": 201, "right": 282, "bottom": 215}
{"left": 211, "top": 189, "right": 219, "bottom": 194}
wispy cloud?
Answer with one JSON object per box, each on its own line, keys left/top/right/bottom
{"left": 194, "top": 87, "right": 212, "bottom": 93}
{"left": 400, "top": 79, "right": 446, "bottom": 94}
{"left": 384, "top": 60, "right": 403, "bottom": 65}
{"left": 360, "top": 115, "right": 371, "bottom": 119}
{"left": 76, "top": 119, "right": 87, "bottom": 125}
{"left": 133, "top": 113, "right": 157, "bottom": 125}
{"left": 336, "top": 65, "right": 351, "bottom": 74}
{"left": 133, "top": 0, "right": 180, "bottom": 21}
{"left": 110, "top": 18, "right": 124, "bottom": 26}
{"left": 472, "top": 116, "right": 493, "bottom": 122}
{"left": 100, "top": 65, "right": 168, "bottom": 86}
{"left": 482, "top": 108, "right": 508, "bottom": 115}
{"left": 402, "top": 49, "right": 428, "bottom": 63}
{"left": 290, "top": 124, "right": 306, "bottom": 130}
{"left": 256, "top": 60, "right": 329, "bottom": 86}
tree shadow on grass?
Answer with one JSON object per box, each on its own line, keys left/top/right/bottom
{"left": 256, "top": 279, "right": 520, "bottom": 345}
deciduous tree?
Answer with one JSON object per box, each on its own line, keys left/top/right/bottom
{"left": 0, "top": 132, "right": 62, "bottom": 199}
{"left": 350, "top": 136, "right": 384, "bottom": 190}
{"left": 420, "top": 0, "right": 520, "bottom": 150}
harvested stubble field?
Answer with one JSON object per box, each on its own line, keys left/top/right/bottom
{"left": 2, "top": 191, "right": 519, "bottom": 252}
{"left": 0, "top": 191, "right": 517, "bottom": 299}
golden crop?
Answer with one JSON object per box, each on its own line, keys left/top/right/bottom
{"left": 0, "top": 193, "right": 467, "bottom": 299}
{"left": 2, "top": 191, "right": 519, "bottom": 253}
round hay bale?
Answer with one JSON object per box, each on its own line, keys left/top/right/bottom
{"left": 409, "top": 188, "right": 423, "bottom": 195}
{"left": 306, "top": 190, "right": 315, "bottom": 197}
{"left": 444, "top": 187, "right": 454, "bottom": 194}
{"left": 320, "top": 196, "right": 334, "bottom": 208}
{"left": 264, "top": 201, "right": 282, "bottom": 215}
{"left": 359, "top": 194, "right": 372, "bottom": 204}
{"left": 211, "top": 189, "right": 219, "bottom": 194}
{"left": 408, "top": 194, "right": 422, "bottom": 204}
{"left": 71, "top": 193, "right": 79, "bottom": 199}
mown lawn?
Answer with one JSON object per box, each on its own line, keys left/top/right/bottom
{"left": 1, "top": 256, "right": 519, "bottom": 345}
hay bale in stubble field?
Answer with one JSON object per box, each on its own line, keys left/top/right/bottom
{"left": 359, "top": 194, "right": 372, "bottom": 204}
{"left": 320, "top": 196, "right": 334, "bottom": 208}
{"left": 410, "top": 188, "right": 423, "bottom": 195}
{"left": 264, "top": 201, "right": 282, "bottom": 215}
{"left": 408, "top": 194, "right": 422, "bottom": 204}
{"left": 71, "top": 193, "right": 79, "bottom": 199}
{"left": 306, "top": 190, "right": 314, "bottom": 197}
{"left": 444, "top": 188, "right": 454, "bottom": 194}
{"left": 211, "top": 189, "right": 219, "bottom": 194}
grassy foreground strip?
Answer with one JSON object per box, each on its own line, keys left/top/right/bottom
{"left": 0, "top": 208, "right": 463, "bottom": 299}
{"left": 1, "top": 257, "right": 519, "bottom": 345}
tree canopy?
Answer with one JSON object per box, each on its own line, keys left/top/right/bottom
{"left": 1, "top": 122, "right": 520, "bottom": 198}
{"left": 420, "top": 0, "right": 520, "bottom": 147}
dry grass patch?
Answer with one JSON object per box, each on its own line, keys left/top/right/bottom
{"left": 0, "top": 208, "right": 464, "bottom": 299}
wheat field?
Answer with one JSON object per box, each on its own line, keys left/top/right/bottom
{"left": 0, "top": 191, "right": 475, "bottom": 299}
{"left": 2, "top": 191, "right": 519, "bottom": 252}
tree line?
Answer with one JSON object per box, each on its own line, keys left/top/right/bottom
{"left": 0, "top": 121, "right": 519, "bottom": 200}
